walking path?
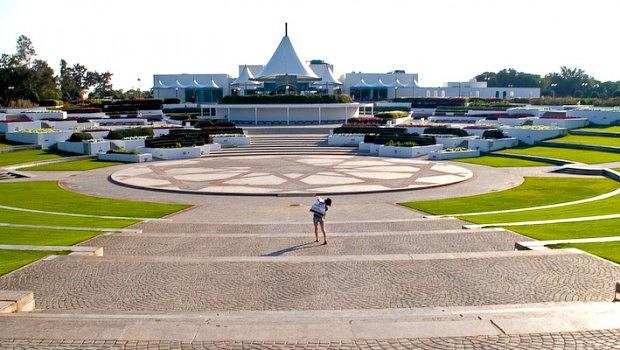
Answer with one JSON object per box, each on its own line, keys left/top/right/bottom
{"left": 1, "top": 149, "right": 619, "bottom": 347}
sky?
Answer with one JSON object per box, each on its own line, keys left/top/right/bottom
{"left": 1, "top": 0, "right": 619, "bottom": 91}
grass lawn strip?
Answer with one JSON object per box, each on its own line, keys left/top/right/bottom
{"left": 0, "top": 226, "right": 101, "bottom": 246}
{"left": 0, "top": 250, "right": 69, "bottom": 277}
{"left": 578, "top": 125, "right": 620, "bottom": 133}
{"left": 456, "top": 155, "right": 552, "bottom": 167}
{"left": 0, "top": 181, "right": 189, "bottom": 218}
{"left": 552, "top": 134, "right": 620, "bottom": 147}
{"left": 461, "top": 193, "right": 620, "bottom": 224}
{"left": 0, "top": 149, "right": 66, "bottom": 167}
{"left": 548, "top": 241, "right": 620, "bottom": 264}
{"left": 401, "top": 177, "right": 619, "bottom": 215}
{"left": 497, "top": 146, "right": 620, "bottom": 164}
{"left": 0, "top": 208, "right": 137, "bottom": 228}
{"left": 507, "top": 218, "right": 620, "bottom": 241}
{"left": 20, "top": 159, "right": 124, "bottom": 171}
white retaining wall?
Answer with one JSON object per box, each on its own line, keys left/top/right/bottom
{"left": 433, "top": 135, "right": 478, "bottom": 149}
{"left": 533, "top": 118, "right": 589, "bottom": 129}
{"left": 6, "top": 130, "right": 73, "bottom": 148}
{"left": 0, "top": 121, "right": 42, "bottom": 133}
{"left": 378, "top": 144, "right": 443, "bottom": 158}
{"left": 212, "top": 135, "right": 251, "bottom": 146}
{"left": 98, "top": 152, "right": 152, "bottom": 163}
{"left": 42, "top": 120, "right": 78, "bottom": 130}
{"left": 328, "top": 134, "right": 366, "bottom": 146}
{"left": 565, "top": 109, "right": 620, "bottom": 125}
{"left": 501, "top": 127, "right": 567, "bottom": 145}
{"left": 110, "top": 139, "right": 146, "bottom": 151}
{"left": 467, "top": 137, "right": 518, "bottom": 152}
{"left": 58, "top": 140, "right": 110, "bottom": 155}
{"left": 140, "top": 146, "right": 203, "bottom": 160}
{"left": 428, "top": 149, "right": 480, "bottom": 160}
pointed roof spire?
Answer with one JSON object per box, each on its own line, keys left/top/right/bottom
{"left": 285, "top": 22, "right": 288, "bottom": 37}
{"left": 254, "top": 24, "right": 320, "bottom": 81}
{"left": 232, "top": 65, "right": 261, "bottom": 86}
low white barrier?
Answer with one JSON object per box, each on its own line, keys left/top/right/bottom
{"left": 533, "top": 118, "right": 589, "bottom": 129}
{"left": 0, "top": 121, "right": 42, "bottom": 133}
{"left": 212, "top": 135, "right": 251, "bottom": 146}
{"left": 378, "top": 144, "right": 443, "bottom": 158}
{"left": 140, "top": 146, "right": 203, "bottom": 160}
{"left": 566, "top": 109, "right": 620, "bottom": 125}
{"left": 6, "top": 130, "right": 73, "bottom": 148}
{"left": 328, "top": 134, "right": 365, "bottom": 146}
{"left": 433, "top": 135, "right": 478, "bottom": 149}
{"left": 58, "top": 140, "right": 110, "bottom": 155}
{"left": 110, "top": 139, "right": 146, "bottom": 151}
{"left": 501, "top": 127, "right": 567, "bottom": 145}
{"left": 467, "top": 137, "right": 519, "bottom": 152}
{"left": 42, "top": 120, "right": 78, "bottom": 130}
{"left": 463, "top": 128, "right": 497, "bottom": 137}
{"left": 98, "top": 152, "right": 152, "bottom": 163}
{"left": 428, "top": 149, "right": 480, "bottom": 160}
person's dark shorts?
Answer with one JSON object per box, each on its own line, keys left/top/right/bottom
{"left": 313, "top": 214, "right": 324, "bottom": 224}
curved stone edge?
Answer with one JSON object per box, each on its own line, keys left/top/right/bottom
{"left": 0, "top": 290, "right": 34, "bottom": 313}
{"left": 491, "top": 152, "right": 575, "bottom": 166}
{"left": 2, "top": 155, "right": 93, "bottom": 171}
{"left": 108, "top": 170, "right": 474, "bottom": 197}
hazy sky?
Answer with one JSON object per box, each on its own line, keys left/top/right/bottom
{"left": 1, "top": 0, "right": 618, "bottom": 90}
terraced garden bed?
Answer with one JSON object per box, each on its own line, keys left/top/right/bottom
{"left": 456, "top": 155, "right": 553, "bottom": 167}
{"left": 497, "top": 146, "right": 620, "bottom": 164}
{"left": 20, "top": 159, "right": 124, "bottom": 171}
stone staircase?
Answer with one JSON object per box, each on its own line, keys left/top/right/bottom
{"left": 210, "top": 133, "right": 360, "bottom": 157}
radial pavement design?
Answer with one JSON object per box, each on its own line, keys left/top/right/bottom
{"left": 110, "top": 155, "right": 473, "bottom": 195}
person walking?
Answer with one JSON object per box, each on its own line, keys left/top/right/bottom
{"left": 310, "top": 197, "right": 332, "bottom": 245}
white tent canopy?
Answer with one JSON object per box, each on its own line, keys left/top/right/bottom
{"left": 311, "top": 64, "right": 342, "bottom": 86}
{"left": 254, "top": 26, "right": 319, "bottom": 81}
{"left": 232, "top": 66, "right": 261, "bottom": 86}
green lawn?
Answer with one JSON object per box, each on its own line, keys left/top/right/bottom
{"left": 400, "top": 177, "right": 619, "bottom": 215}
{"left": 552, "top": 135, "right": 620, "bottom": 147}
{"left": 0, "top": 181, "right": 189, "bottom": 218}
{"left": 0, "top": 226, "right": 101, "bottom": 246}
{"left": 0, "top": 250, "right": 68, "bottom": 276}
{"left": 497, "top": 146, "right": 620, "bottom": 164}
{"left": 456, "top": 155, "right": 552, "bottom": 167}
{"left": 578, "top": 125, "right": 620, "bottom": 133}
{"left": 549, "top": 241, "right": 620, "bottom": 264}
{"left": 0, "top": 149, "right": 67, "bottom": 167}
{"left": 0, "top": 208, "right": 137, "bottom": 228}
{"left": 20, "top": 159, "right": 124, "bottom": 171}
{"left": 507, "top": 218, "right": 620, "bottom": 241}
{"left": 462, "top": 192, "right": 620, "bottom": 224}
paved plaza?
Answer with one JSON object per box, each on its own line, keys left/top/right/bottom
{"left": 110, "top": 156, "right": 473, "bottom": 195}
{"left": 1, "top": 155, "right": 619, "bottom": 348}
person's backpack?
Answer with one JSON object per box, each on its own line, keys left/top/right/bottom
{"left": 310, "top": 200, "right": 327, "bottom": 216}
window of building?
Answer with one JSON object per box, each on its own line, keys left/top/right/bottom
{"left": 433, "top": 90, "right": 438, "bottom": 97}
{"left": 441, "top": 90, "right": 446, "bottom": 98}
{"left": 426, "top": 90, "right": 431, "bottom": 97}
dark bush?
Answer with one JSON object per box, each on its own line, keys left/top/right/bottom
{"left": 424, "top": 127, "right": 468, "bottom": 137}
{"left": 64, "top": 107, "right": 102, "bottom": 114}
{"left": 220, "top": 94, "right": 353, "bottom": 104}
{"left": 163, "top": 107, "right": 202, "bottom": 114}
{"left": 38, "top": 99, "right": 62, "bottom": 107}
{"left": 482, "top": 130, "right": 507, "bottom": 139}
{"left": 394, "top": 97, "right": 466, "bottom": 108}
{"left": 195, "top": 119, "right": 236, "bottom": 128}
{"left": 163, "top": 98, "right": 181, "bottom": 104}
{"left": 68, "top": 132, "right": 93, "bottom": 142}
{"left": 107, "top": 127, "right": 154, "bottom": 140}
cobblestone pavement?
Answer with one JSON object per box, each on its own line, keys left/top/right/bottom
{"left": 2, "top": 328, "right": 620, "bottom": 349}
{"left": 85, "top": 230, "right": 528, "bottom": 257}
{"left": 133, "top": 219, "right": 466, "bottom": 234}
{"left": 1, "top": 253, "right": 617, "bottom": 312}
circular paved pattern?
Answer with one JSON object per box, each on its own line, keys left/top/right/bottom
{"left": 110, "top": 155, "right": 473, "bottom": 195}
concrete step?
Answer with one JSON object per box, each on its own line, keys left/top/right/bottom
{"left": 135, "top": 218, "right": 466, "bottom": 234}
{"left": 244, "top": 127, "right": 336, "bottom": 135}
{"left": 86, "top": 228, "right": 526, "bottom": 258}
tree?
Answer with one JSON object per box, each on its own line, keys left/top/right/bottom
{"left": 475, "top": 68, "right": 540, "bottom": 88}
{"left": 60, "top": 60, "right": 114, "bottom": 100}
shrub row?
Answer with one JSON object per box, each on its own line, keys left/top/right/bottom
{"left": 375, "top": 111, "right": 409, "bottom": 119}
{"left": 195, "top": 119, "right": 236, "bottom": 128}
{"left": 68, "top": 132, "right": 93, "bottom": 142}
{"left": 64, "top": 107, "right": 103, "bottom": 114}
{"left": 393, "top": 97, "right": 466, "bottom": 108}
{"left": 220, "top": 94, "right": 354, "bottom": 104}
{"left": 107, "top": 127, "right": 154, "bottom": 140}
{"left": 423, "top": 127, "right": 468, "bottom": 137}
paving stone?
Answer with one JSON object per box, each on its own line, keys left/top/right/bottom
{"left": 0, "top": 254, "right": 617, "bottom": 312}
{"left": 85, "top": 230, "right": 527, "bottom": 257}
{"left": 2, "top": 328, "right": 620, "bottom": 349}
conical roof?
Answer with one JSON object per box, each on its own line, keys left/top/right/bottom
{"left": 232, "top": 66, "right": 261, "bottom": 86}
{"left": 254, "top": 30, "right": 320, "bottom": 81}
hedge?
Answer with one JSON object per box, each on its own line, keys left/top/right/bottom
{"left": 220, "top": 94, "right": 354, "bottom": 104}
{"left": 375, "top": 111, "right": 409, "bottom": 119}
{"left": 423, "top": 127, "right": 468, "bottom": 137}
{"left": 38, "top": 99, "right": 62, "bottom": 107}
{"left": 482, "top": 129, "right": 507, "bottom": 139}
{"left": 64, "top": 107, "right": 102, "bottom": 114}
{"left": 106, "top": 127, "right": 154, "bottom": 140}
{"left": 163, "top": 98, "right": 181, "bottom": 104}
{"left": 393, "top": 97, "right": 466, "bottom": 108}
{"left": 68, "top": 132, "right": 93, "bottom": 142}
{"left": 195, "top": 119, "right": 236, "bottom": 128}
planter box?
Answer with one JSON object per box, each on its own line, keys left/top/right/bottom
{"left": 212, "top": 135, "right": 250, "bottom": 146}
{"left": 429, "top": 149, "right": 480, "bottom": 160}
{"left": 58, "top": 140, "right": 110, "bottom": 155}
{"left": 501, "top": 127, "right": 567, "bottom": 145}
{"left": 328, "top": 134, "right": 365, "bottom": 146}
{"left": 403, "top": 126, "right": 428, "bottom": 135}
{"left": 42, "top": 120, "right": 78, "bottom": 130}
{"left": 98, "top": 152, "right": 152, "bottom": 163}
{"left": 433, "top": 135, "right": 478, "bottom": 149}
{"left": 140, "top": 146, "right": 202, "bottom": 160}
{"left": 566, "top": 109, "right": 620, "bottom": 125}
{"left": 533, "top": 117, "right": 589, "bottom": 129}
{"left": 467, "top": 137, "right": 518, "bottom": 152}
{"left": 497, "top": 117, "right": 534, "bottom": 126}
{"left": 6, "top": 130, "right": 73, "bottom": 148}
{"left": 83, "top": 130, "right": 110, "bottom": 139}
{"left": 378, "top": 144, "right": 443, "bottom": 158}
{"left": 463, "top": 128, "right": 497, "bottom": 137}
{"left": 110, "top": 139, "right": 146, "bottom": 151}
{"left": 0, "top": 121, "right": 42, "bottom": 133}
